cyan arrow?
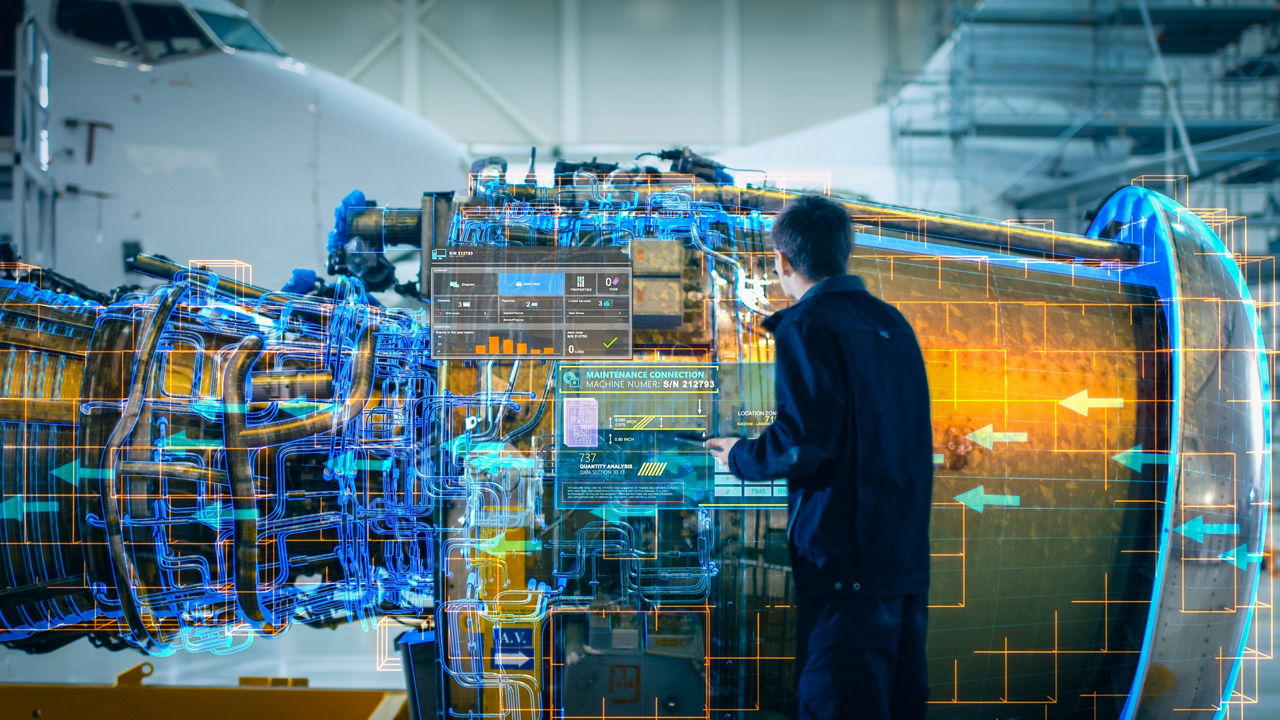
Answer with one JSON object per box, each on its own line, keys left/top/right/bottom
{"left": 166, "top": 430, "right": 223, "bottom": 450}
{"left": 359, "top": 456, "right": 392, "bottom": 472}
{"left": 326, "top": 451, "right": 356, "bottom": 476}
{"left": 190, "top": 398, "right": 253, "bottom": 420}
{"left": 478, "top": 532, "right": 544, "bottom": 556}
{"left": 279, "top": 395, "right": 336, "bottom": 418}
{"left": 1174, "top": 516, "right": 1240, "bottom": 544}
{"left": 965, "top": 424, "right": 1028, "bottom": 450}
{"left": 194, "top": 502, "right": 227, "bottom": 527}
{"left": 1112, "top": 445, "right": 1172, "bottom": 472}
{"left": 0, "top": 495, "right": 59, "bottom": 521}
{"left": 192, "top": 398, "right": 220, "bottom": 420}
{"left": 325, "top": 452, "right": 390, "bottom": 475}
{"left": 1220, "top": 544, "right": 1264, "bottom": 570}
{"left": 50, "top": 460, "right": 113, "bottom": 487}
{"left": 191, "top": 398, "right": 219, "bottom": 420}
{"left": 954, "top": 485, "right": 1020, "bottom": 513}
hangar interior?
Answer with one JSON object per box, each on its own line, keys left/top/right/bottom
{"left": 0, "top": 1, "right": 1277, "bottom": 719}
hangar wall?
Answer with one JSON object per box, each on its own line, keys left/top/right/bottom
{"left": 238, "top": 0, "right": 935, "bottom": 152}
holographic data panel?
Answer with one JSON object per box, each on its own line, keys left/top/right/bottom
{"left": 429, "top": 247, "right": 633, "bottom": 360}
{"left": 553, "top": 363, "right": 785, "bottom": 510}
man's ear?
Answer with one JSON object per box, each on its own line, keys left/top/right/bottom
{"left": 775, "top": 250, "right": 794, "bottom": 277}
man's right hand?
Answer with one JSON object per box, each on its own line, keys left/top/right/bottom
{"left": 705, "top": 437, "right": 740, "bottom": 467}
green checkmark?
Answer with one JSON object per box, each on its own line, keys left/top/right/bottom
{"left": 603, "top": 337, "right": 618, "bottom": 348}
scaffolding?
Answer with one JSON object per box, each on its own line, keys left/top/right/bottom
{"left": 889, "top": 0, "right": 1280, "bottom": 230}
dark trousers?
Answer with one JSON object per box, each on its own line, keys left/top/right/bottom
{"left": 794, "top": 592, "right": 928, "bottom": 720}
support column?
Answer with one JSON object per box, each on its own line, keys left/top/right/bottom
{"left": 560, "top": 0, "right": 581, "bottom": 146}
{"left": 401, "top": 0, "right": 421, "bottom": 115}
{"left": 721, "top": 0, "right": 742, "bottom": 146}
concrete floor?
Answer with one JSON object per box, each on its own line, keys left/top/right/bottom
{"left": 0, "top": 622, "right": 403, "bottom": 689}
{"left": 4, "top": 605, "right": 1280, "bottom": 718}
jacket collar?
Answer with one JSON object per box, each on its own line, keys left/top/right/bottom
{"left": 762, "top": 274, "right": 866, "bottom": 332}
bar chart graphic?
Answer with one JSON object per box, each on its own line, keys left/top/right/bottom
{"left": 430, "top": 247, "right": 633, "bottom": 360}
{"left": 473, "top": 334, "right": 557, "bottom": 355}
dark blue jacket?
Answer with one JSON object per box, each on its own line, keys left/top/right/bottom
{"left": 728, "top": 274, "right": 933, "bottom": 596}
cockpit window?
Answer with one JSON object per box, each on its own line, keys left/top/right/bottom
{"left": 130, "top": 3, "right": 214, "bottom": 60}
{"left": 196, "top": 12, "right": 282, "bottom": 55}
{"left": 55, "top": 0, "right": 140, "bottom": 57}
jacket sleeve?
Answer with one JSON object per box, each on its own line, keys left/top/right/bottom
{"left": 727, "top": 321, "right": 846, "bottom": 482}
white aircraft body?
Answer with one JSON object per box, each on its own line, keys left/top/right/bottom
{"left": 12, "top": 0, "right": 468, "bottom": 291}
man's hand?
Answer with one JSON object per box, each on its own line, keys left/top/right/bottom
{"left": 705, "top": 437, "right": 740, "bottom": 466}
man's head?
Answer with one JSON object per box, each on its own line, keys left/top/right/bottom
{"left": 771, "top": 194, "right": 852, "bottom": 300}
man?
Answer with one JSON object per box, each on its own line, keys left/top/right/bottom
{"left": 705, "top": 195, "right": 934, "bottom": 720}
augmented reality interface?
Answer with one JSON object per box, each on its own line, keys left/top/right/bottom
{"left": 429, "top": 247, "right": 633, "bottom": 360}
{"left": 553, "top": 362, "right": 784, "bottom": 510}
{"left": 0, "top": 165, "right": 1269, "bottom": 720}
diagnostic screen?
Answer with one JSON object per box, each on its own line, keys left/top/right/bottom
{"left": 429, "top": 247, "right": 633, "bottom": 359}
{"left": 554, "top": 362, "right": 787, "bottom": 509}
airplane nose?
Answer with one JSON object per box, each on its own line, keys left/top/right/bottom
{"left": 311, "top": 67, "right": 467, "bottom": 220}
